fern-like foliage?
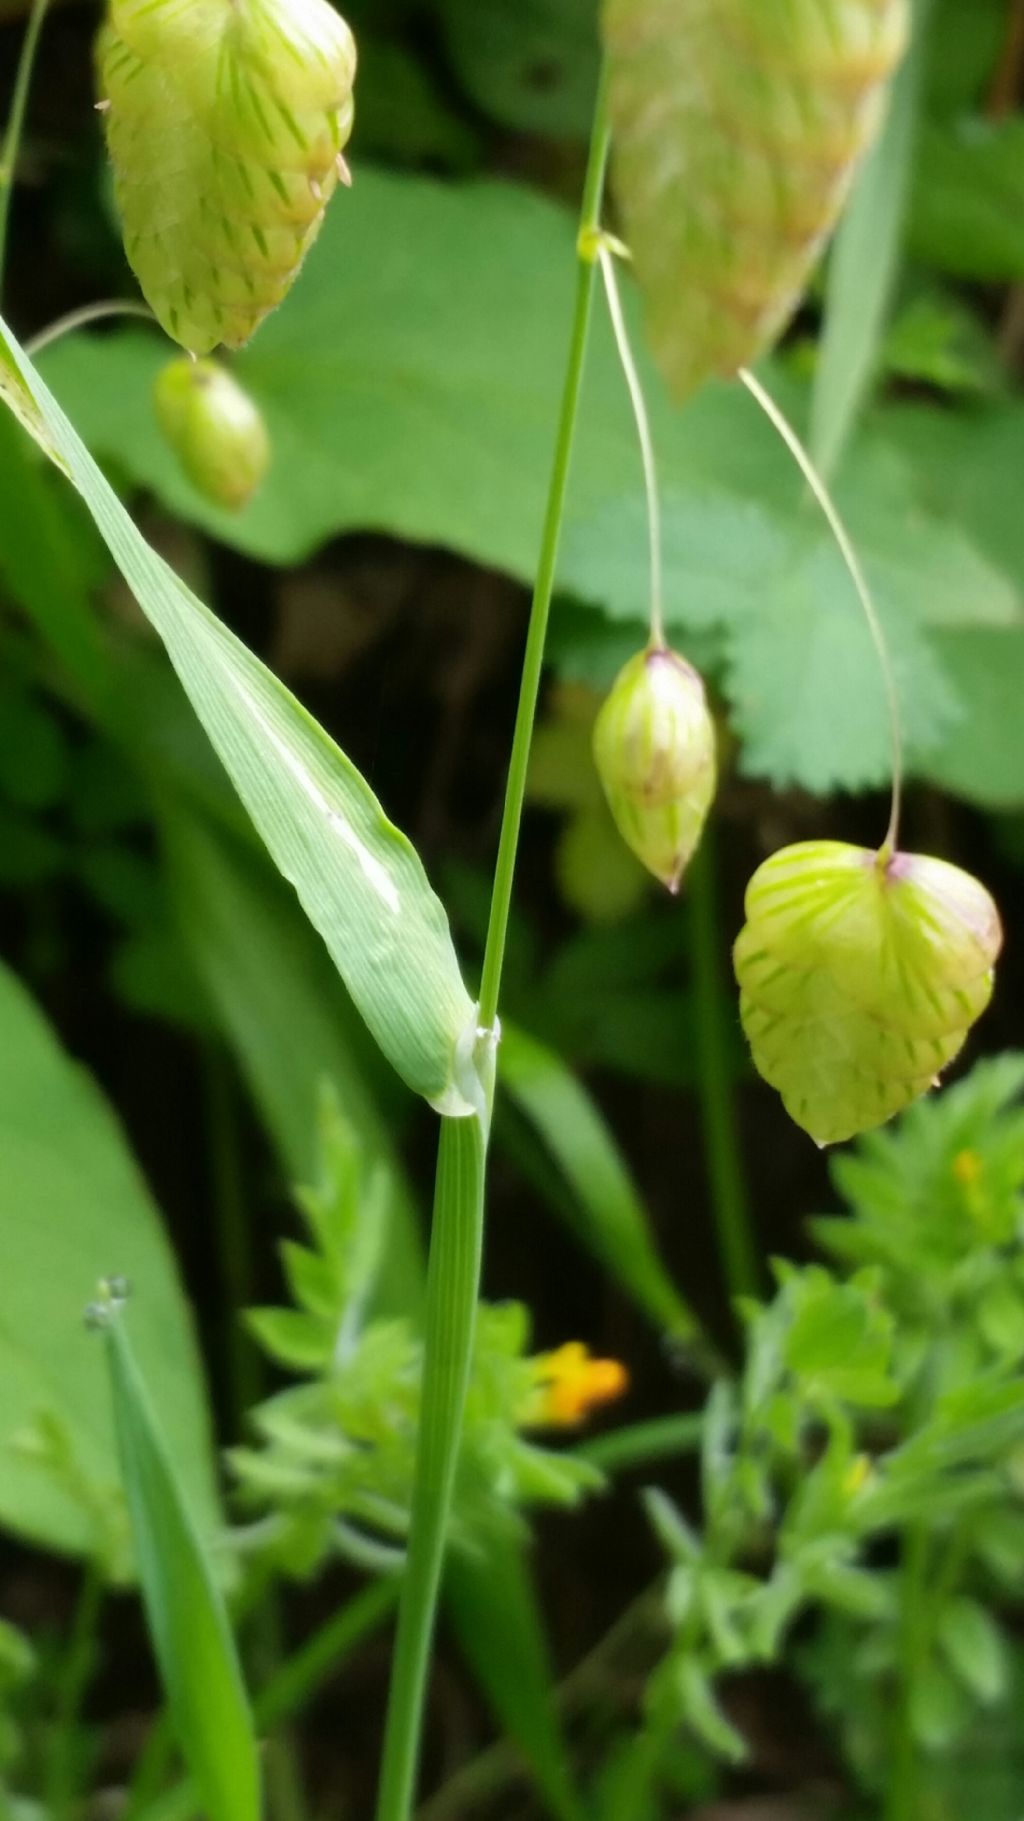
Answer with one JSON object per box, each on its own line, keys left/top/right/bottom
{"left": 231, "top": 1092, "right": 605, "bottom": 1579}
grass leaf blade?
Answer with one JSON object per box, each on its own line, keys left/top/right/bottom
{"left": 809, "top": 0, "right": 932, "bottom": 475}
{"left": 447, "top": 1519, "right": 583, "bottom": 1821}
{"left": 0, "top": 314, "right": 476, "bottom": 1115}
{"left": 500, "top": 1024, "right": 698, "bottom": 1344}
{"left": 104, "top": 1311, "right": 260, "bottom": 1821}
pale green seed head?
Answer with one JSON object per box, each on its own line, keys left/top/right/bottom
{"left": 592, "top": 647, "right": 717, "bottom": 891}
{"left": 98, "top": 0, "right": 357, "bottom": 353}
{"left": 734, "top": 840, "right": 1003, "bottom": 1146}
{"left": 604, "top": 0, "right": 910, "bottom": 397}
{"left": 154, "top": 357, "right": 271, "bottom": 508}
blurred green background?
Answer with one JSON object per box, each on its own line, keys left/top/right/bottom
{"left": 0, "top": 0, "right": 1022, "bottom": 1813}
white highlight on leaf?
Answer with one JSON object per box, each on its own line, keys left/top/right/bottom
{"left": 224, "top": 667, "right": 402, "bottom": 914}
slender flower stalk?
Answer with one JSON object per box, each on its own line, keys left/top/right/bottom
{"left": 373, "top": 71, "right": 614, "bottom": 1821}
{"left": 738, "top": 366, "right": 905, "bottom": 855}
{"left": 596, "top": 242, "right": 665, "bottom": 648}
{"left": 477, "top": 71, "right": 612, "bottom": 1035}
{"left": 27, "top": 300, "right": 156, "bottom": 357}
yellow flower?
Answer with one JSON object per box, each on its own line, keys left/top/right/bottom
{"left": 952, "top": 1148, "right": 983, "bottom": 1188}
{"left": 842, "top": 1453, "right": 872, "bottom": 1498}
{"left": 526, "top": 1342, "right": 629, "bottom": 1429}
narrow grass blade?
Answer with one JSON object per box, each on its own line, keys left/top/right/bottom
{"left": 810, "top": 0, "right": 933, "bottom": 476}
{"left": 0, "top": 316, "right": 476, "bottom": 1116}
{"left": 500, "top": 1025, "right": 697, "bottom": 1344}
{"left": 103, "top": 1309, "right": 260, "bottom": 1821}
{"left": 447, "top": 1519, "right": 583, "bottom": 1821}
{"left": 575, "top": 1411, "right": 704, "bottom": 1475}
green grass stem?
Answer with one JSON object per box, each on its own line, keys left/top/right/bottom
{"left": 373, "top": 67, "right": 613, "bottom": 1821}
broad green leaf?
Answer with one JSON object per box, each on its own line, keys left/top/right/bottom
{"left": 161, "top": 804, "right": 425, "bottom": 1313}
{"left": 105, "top": 1313, "right": 260, "bottom": 1821}
{"left": 720, "top": 544, "right": 961, "bottom": 794}
{"left": 39, "top": 173, "right": 592, "bottom": 571}
{"left": 561, "top": 474, "right": 1014, "bottom": 794}
{"left": 500, "top": 1024, "right": 696, "bottom": 1342}
{"left": 353, "top": 34, "right": 481, "bottom": 170}
{"left": 924, "top": 0, "right": 1006, "bottom": 116}
{"left": 439, "top": 0, "right": 598, "bottom": 138}
{"left": 36, "top": 171, "right": 1019, "bottom": 800}
{"left": 0, "top": 409, "right": 111, "bottom": 705}
{"left": 870, "top": 399, "right": 1024, "bottom": 808}
{"left": 447, "top": 1518, "right": 583, "bottom": 1821}
{"left": 810, "top": 0, "right": 930, "bottom": 476}
{"left": 877, "top": 399, "right": 1024, "bottom": 589}
{"left": 602, "top": 0, "right": 909, "bottom": 397}
{"left": 0, "top": 957, "right": 217, "bottom": 1561}
{"left": 909, "top": 117, "right": 1024, "bottom": 282}
{"left": 925, "top": 628, "right": 1024, "bottom": 809}
{"left": 0, "top": 315, "right": 477, "bottom": 1115}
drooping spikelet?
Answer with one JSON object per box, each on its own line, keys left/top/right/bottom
{"left": 603, "top": 0, "right": 909, "bottom": 396}
{"left": 98, "top": 0, "right": 356, "bottom": 353}
{"left": 593, "top": 645, "right": 717, "bottom": 892}
{"left": 733, "top": 841, "right": 1002, "bottom": 1147}
{"left": 155, "top": 357, "right": 271, "bottom": 507}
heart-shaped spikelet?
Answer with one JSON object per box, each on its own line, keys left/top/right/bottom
{"left": 603, "top": 0, "right": 909, "bottom": 397}
{"left": 98, "top": 0, "right": 356, "bottom": 353}
{"left": 734, "top": 842, "right": 1002, "bottom": 1146}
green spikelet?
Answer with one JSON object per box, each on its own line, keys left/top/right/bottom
{"left": 155, "top": 357, "right": 271, "bottom": 508}
{"left": 593, "top": 646, "right": 717, "bottom": 892}
{"left": 98, "top": 0, "right": 356, "bottom": 354}
{"left": 602, "top": 0, "right": 910, "bottom": 397}
{"left": 734, "top": 841, "right": 1003, "bottom": 1147}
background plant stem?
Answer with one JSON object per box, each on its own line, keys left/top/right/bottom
{"left": 576, "top": 1410, "right": 704, "bottom": 1475}
{"left": 0, "top": 0, "right": 51, "bottom": 293}
{"left": 373, "top": 69, "right": 613, "bottom": 1821}
{"left": 886, "top": 1524, "right": 929, "bottom": 1821}
{"left": 202, "top": 1044, "right": 260, "bottom": 1426}
{"left": 688, "top": 833, "right": 758, "bottom": 1302}
{"left": 45, "top": 1561, "right": 104, "bottom": 1821}
{"left": 129, "top": 1584, "right": 398, "bottom": 1821}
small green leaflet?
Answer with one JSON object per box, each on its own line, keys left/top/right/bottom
{"left": 0, "top": 314, "right": 477, "bottom": 1115}
{"left": 104, "top": 1312, "right": 260, "bottom": 1821}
